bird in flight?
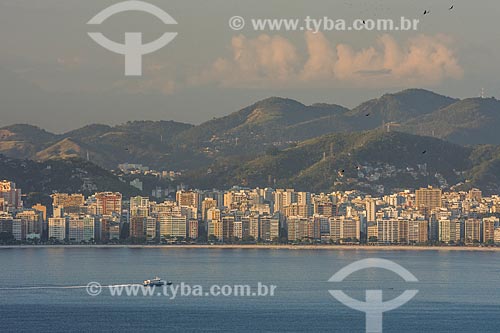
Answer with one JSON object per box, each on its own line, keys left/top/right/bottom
{"left": 365, "top": 113, "right": 370, "bottom": 117}
{"left": 422, "top": 150, "right": 427, "bottom": 154}
{"left": 423, "top": 10, "right": 430, "bottom": 15}
{"left": 449, "top": 5, "right": 454, "bottom": 10}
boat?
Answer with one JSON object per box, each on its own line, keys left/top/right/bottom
{"left": 143, "top": 277, "right": 172, "bottom": 287}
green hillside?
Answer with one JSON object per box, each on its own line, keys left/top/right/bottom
{"left": 0, "top": 154, "right": 141, "bottom": 202}
{"left": 402, "top": 98, "right": 500, "bottom": 144}
{"left": 182, "top": 130, "right": 480, "bottom": 194}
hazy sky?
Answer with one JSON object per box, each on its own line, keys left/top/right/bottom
{"left": 0, "top": 0, "right": 499, "bottom": 132}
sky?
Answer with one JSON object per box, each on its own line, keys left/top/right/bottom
{"left": 0, "top": 0, "right": 499, "bottom": 132}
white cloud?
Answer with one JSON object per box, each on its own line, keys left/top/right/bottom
{"left": 193, "top": 32, "right": 463, "bottom": 88}
{"left": 192, "top": 34, "right": 301, "bottom": 88}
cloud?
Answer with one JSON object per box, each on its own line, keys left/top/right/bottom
{"left": 194, "top": 32, "right": 463, "bottom": 88}
{"left": 378, "top": 34, "right": 464, "bottom": 84}
{"left": 300, "top": 32, "right": 336, "bottom": 80}
{"left": 192, "top": 34, "right": 301, "bottom": 87}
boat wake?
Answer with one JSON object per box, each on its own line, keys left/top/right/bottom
{"left": 0, "top": 284, "right": 142, "bottom": 290}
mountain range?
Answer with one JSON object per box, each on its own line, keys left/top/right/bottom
{"left": 2, "top": 88, "right": 500, "bottom": 195}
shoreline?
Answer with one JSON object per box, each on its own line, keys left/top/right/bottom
{"left": 1, "top": 244, "right": 500, "bottom": 251}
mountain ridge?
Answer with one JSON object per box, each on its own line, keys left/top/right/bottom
{"left": 2, "top": 89, "right": 499, "bottom": 173}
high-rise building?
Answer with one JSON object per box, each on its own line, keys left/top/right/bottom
{"left": 343, "top": 217, "right": 361, "bottom": 242}
{"left": 287, "top": 216, "right": 308, "bottom": 241}
{"left": 314, "top": 201, "right": 336, "bottom": 217}
{"left": 67, "top": 216, "right": 83, "bottom": 242}
{"left": 159, "top": 215, "right": 187, "bottom": 239}
{"left": 465, "top": 218, "right": 481, "bottom": 244}
{"left": 283, "top": 202, "right": 312, "bottom": 218}
{"left": 365, "top": 198, "right": 376, "bottom": 223}
{"left": 95, "top": 192, "right": 122, "bottom": 216}
{"left": 180, "top": 206, "right": 198, "bottom": 220}
{"left": 376, "top": 219, "right": 408, "bottom": 244}
{"left": 145, "top": 217, "right": 157, "bottom": 241}
{"left": 235, "top": 217, "right": 250, "bottom": 240}
{"left": 233, "top": 220, "right": 243, "bottom": 239}
{"left": 249, "top": 214, "right": 260, "bottom": 240}
{"left": 109, "top": 223, "right": 120, "bottom": 241}
{"left": 408, "top": 220, "right": 429, "bottom": 243}
{"left": 269, "top": 215, "right": 280, "bottom": 241}
{"left": 314, "top": 215, "right": 330, "bottom": 241}
{"left": 416, "top": 187, "right": 442, "bottom": 211}
{"left": 48, "top": 217, "right": 67, "bottom": 241}
{"left": 212, "top": 220, "right": 223, "bottom": 241}
{"left": 16, "top": 210, "right": 43, "bottom": 239}
{"left": 329, "top": 216, "right": 341, "bottom": 241}
{"left": 329, "top": 216, "right": 360, "bottom": 242}
{"left": 367, "top": 222, "right": 378, "bottom": 241}
{"left": 438, "top": 218, "right": 461, "bottom": 244}
{"left": 482, "top": 217, "right": 498, "bottom": 243}
{"left": 12, "top": 219, "right": 25, "bottom": 241}
{"left": 296, "top": 192, "right": 313, "bottom": 217}
{"left": 96, "top": 216, "right": 105, "bottom": 242}
{"left": 222, "top": 215, "right": 235, "bottom": 241}
{"left": 201, "top": 198, "right": 217, "bottom": 221}
{"left": 306, "top": 216, "right": 321, "bottom": 241}
{"left": 274, "top": 189, "right": 296, "bottom": 213}
{"left": 68, "top": 215, "right": 94, "bottom": 243}
{"left": 0, "top": 180, "right": 22, "bottom": 211}
{"left": 51, "top": 193, "right": 84, "bottom": 214}
{"left": 0, "top": 213, "right": 13, "bottom": 234}
{"left": 32, "top": 204, "right": 47, "bottom": 221}
{"left": 188, "top": 219, "right": 199, "bottom": 240}
{"left": 428, "top": 209, "right": 450, "bottom": 241}
{"left": 130, "top": 216, "right": 146, "bottom": 239}
{"left": 206, "top": 208, "right": 221, "bottom": 237}
{"left": 223, "top": 191, "right": 249, "bottom": 211}
{"left": 176, "top": 190, "right": 200, "bottom": 211}
{"left": 494, "top": 227, "right": 500, "bottom": 244}
{"left": 83, "top": 216, "right": 95, "bottom": 242}
{"left": 130, "top": 196, "right": 150, "bottom": 217}
{"left": 260, "top": 216, "right": 272, "bottom": 241}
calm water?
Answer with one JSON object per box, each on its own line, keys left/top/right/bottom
{"left": 0, "top": 248, "right": 499, "bottom": 332}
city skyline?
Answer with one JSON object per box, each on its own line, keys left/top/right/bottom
{"left": 2, "top": 1, "right": 500, "bottom": 332}
{"left": 3, "top": 179, "right": 500, "bottom": 247}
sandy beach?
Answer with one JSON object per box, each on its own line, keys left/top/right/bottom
{"left": 1, "top": 244, "right": 500, "bottom": 251}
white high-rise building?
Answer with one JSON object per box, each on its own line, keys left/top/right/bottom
{"left": 49, "top": 217, "right": 67, "bottom": 241}
{"left": 159, "top": 215, "right": 187, "bottom": 239}
{"left": 68, "top": 215, "right": 94, "bottom": 243}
